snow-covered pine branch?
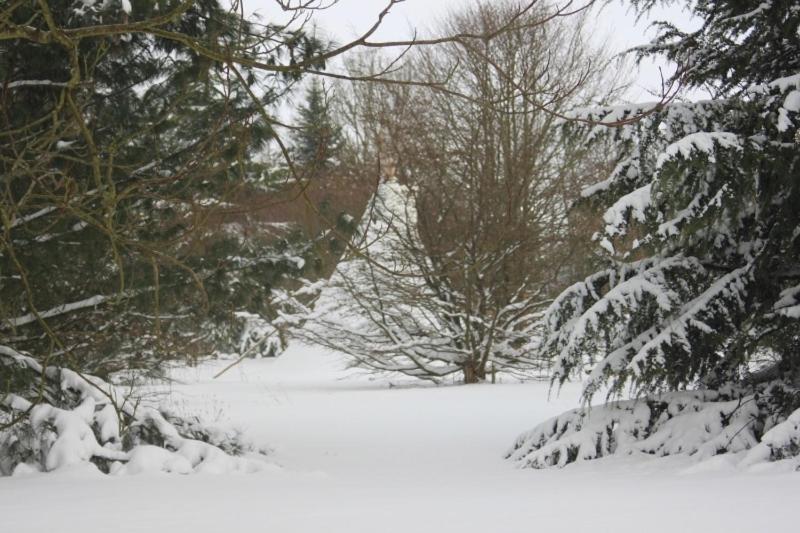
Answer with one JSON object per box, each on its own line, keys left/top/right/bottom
{"left": 507, "top": 389, "right": 763, "bottom": 468}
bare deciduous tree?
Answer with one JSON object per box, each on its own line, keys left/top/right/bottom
{"left": 300, "top": 1, "right": 625, "bottom": 383}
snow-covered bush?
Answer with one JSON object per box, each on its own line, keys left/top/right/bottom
{"left": 0, "top": 346, "right": 268, "bottom": 476}
{"left": 233, "top": 311, "right": 286, "bottom": 359}
{"left": 295, "top": 181, "right": 543, "bottom": 383}
{"left": 510, "top": 0, "right": 800, "bottom": 468}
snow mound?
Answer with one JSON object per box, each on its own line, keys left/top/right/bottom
{"left": 0, "top": 346, "right": 271, "bottom": 476}
{"left": 507, "top": 387, "right": 800, "bottom": 470}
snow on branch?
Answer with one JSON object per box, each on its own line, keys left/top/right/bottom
{"left": 603, "top": 183, "right": 652, "bottom": 236}
{"left": 579, "top": 264, "right": 751, "bottom": 397}
{"left": 742, "top": 405, "right": 800, "bottom": 466}
{"left": 543, "top": 256, "right": 707, "bottom": 387}
{"left": 294, "top": 181, "right": 545, "bottom": 382}
{"left": 655, "top": 132, "right": 742, "bottom": 169}
{"left": 3, "top": 294, "right": 112, "bottom": 329}
{"left": 0, "top": 346, "right": 270, "bottom": 476}
{"left": 507, "top": 390, "right": 761, "bottom": 469}
{"left": 773, "top": 284, "right": 800, "bottom": 319}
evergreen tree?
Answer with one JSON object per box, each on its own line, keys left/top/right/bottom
{"left": 291, "top": 80, "right": 341, "bottom": 173}
{"left": 0, "top": 0, "right": 321, "bottom": 377}
{"left": 0, "top": 0, "right": 335, "bottom": 476}
{"left": 510, "top": 0, "right": 800, "bottom": 468}
{"left": 284, "top": 79, "right": 353, "bottom": 282}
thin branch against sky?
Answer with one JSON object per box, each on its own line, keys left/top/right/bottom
{"left": 243, "top": 0, "right": 699, "bottom": 101}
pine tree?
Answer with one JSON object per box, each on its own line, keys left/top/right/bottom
{"left": 283, "top": 78, "right": 353, "bottom": 284}
{"left": 0, "top": 0, "right": 319, "bottom": 377}
{"left": 0, "top": 0, "right": 325, "bottom": 475}
{"left": 291, "top": 80, "right": 341, "bottom": 173}
{"left": 510, "top": 0, "right": 800, "bottom": 468}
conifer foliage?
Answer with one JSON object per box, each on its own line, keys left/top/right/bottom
{"left": 0, "top": 0, "right": 317, "bottom": 377}
{"left": 0, "top": 0, "right": 321, "bottom": 473}
{"left": 510, "top": 0, "right": 800, "bottom": 468}
{"left": 292, "top": 80, "right": 342, "bottom": 173}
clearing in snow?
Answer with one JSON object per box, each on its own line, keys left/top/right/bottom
{"left": 1, "top": 344, "right": 797, "bottom": 533}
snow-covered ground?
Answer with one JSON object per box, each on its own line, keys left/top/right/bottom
{"left": 1, "top": 344, "right": 798, "bottom": 532}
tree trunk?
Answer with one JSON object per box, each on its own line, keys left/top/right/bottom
{"left": 462, "top": 361, "right": 486, "bottom": 384}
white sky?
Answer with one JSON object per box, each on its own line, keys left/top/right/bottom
{"left": 242, "top": 0, "right": 698, "bottom": 102}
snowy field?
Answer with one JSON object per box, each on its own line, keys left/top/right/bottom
{"left": 1, "top": 343, "right": 797, "bottom": 533}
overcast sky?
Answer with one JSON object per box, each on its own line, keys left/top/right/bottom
{"left": 242, "top": 1, "right": 697, "bottom": 102}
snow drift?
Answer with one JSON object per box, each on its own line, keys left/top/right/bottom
{"left": 507, "top": 385, "right": 800, "bottom": 470}
{"left": 0, "top": 346, "right": 269, "bottom": 476}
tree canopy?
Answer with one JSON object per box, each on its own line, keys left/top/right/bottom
{"left": 511, "top": 0, "right": 800, "bottom": 469}
{"left": 299, "top": 1, "right": 620, "bottom": 383}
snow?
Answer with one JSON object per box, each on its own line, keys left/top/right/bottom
{"left": 724, "top": 1, "right": 771, "bottom": 22}
{"left": 1, "top": 345, "right": 270, "bottom": 477}
{"left": 655, "top": 132, "right": 742, "bottom": 169}
{"left": 777, "top": 90, "right": 800, "bottom": 131}
{"left": 782, "top": 90, "right": 800, "bottom": 112}
{"left": 743, "top": 406, "right": 800, "bottom": 466}
{"left": 764, "top": 72, "right": 800, "bottom": 93}
{"left": 114, "top": 445, "right": 193, "bottom": 475}
{"left": 774, "top": 284, "right": 800, "bottom": 318}
{"left": 603, "top": 183, "right": 652, "bottom": 235}
{"left": 508, "top": 390, "right": 766, "bottom": 468}
{"left": 580, "top": 175, "right": 614, "bottom": 198}
{"left": 4, "top": 294, "right": 110, "bottom": 328}
{"left": 598, "top": 236, "right": 615, "bottom": 254}
{"left": 29, "top": 397, "right": 127, "bottom": 471}
{"left": 2, "top": 344, "right": 799, "bottom": 532}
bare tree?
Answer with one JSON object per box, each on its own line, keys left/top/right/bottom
{"left": 299, "top": 1, "right": 625, "bottom": 383}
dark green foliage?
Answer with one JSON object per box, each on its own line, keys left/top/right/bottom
{"left": 635, "top": 0, "right": 800, "bottom": 95}
{"left": 291, "top": 79, "right": 342, "bottom": 172}
{"left": 0, "top": 1, "right": 318, "bottom": 382}
{"left": 540, "top": 0, "right": 800, "bottom": 399}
